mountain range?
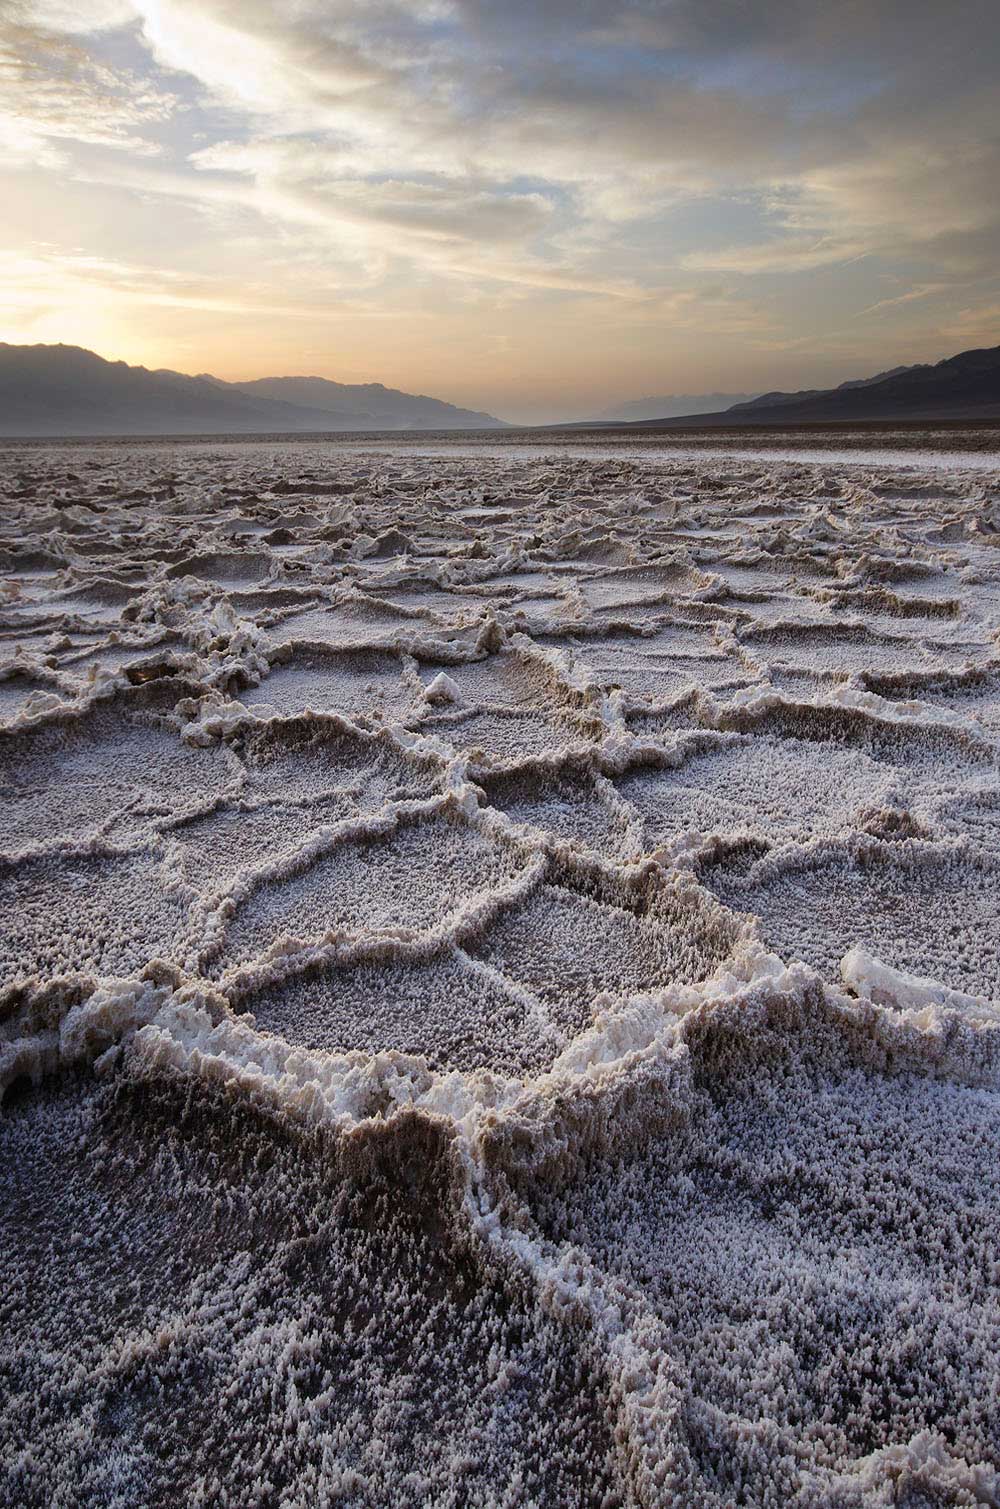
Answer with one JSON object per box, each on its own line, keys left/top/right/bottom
{"left": 2, "top": 340, "right": 999, "bottom": 437}
{"left": 0, "top": 344, "right": 505, "bottom": 436}
{"left": 614, "top": 346, "right": 1000, "bottom": 427}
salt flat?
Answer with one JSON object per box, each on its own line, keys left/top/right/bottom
{"left": 2, "top": 439, "right": 1000, "bottom": 1507}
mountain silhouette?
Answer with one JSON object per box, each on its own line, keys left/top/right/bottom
{"left": 0, "top": 344, "right": 505, "bottom": 436}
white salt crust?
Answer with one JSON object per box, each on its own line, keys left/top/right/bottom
{"left": 2, "top": 442, "right": 1000, "bottom": 1507}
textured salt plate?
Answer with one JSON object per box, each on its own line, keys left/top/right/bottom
{"left": 235, "top": 946, "right": 562, "bottom": 1076}
{"left": 0, "top": 846, "right": 197, "bottom": 985}
{"left": 205, "top": 800, "right": 542, "bottom": 984}
{"left": 704, "top": 836, "right": 1000, "bottom": 1000}
{"left": 238, "top": 643, "right": 421, "bottom": 724}
{"left": 414, "top": 645, "right": 566, "bottom": 710}
{"left": 416, "top": 704, "right": 604, "bottom": 769}
{"left": 738, "top": 620, "right": 938, "bottom": 676}
{"left": 166, "top": 551, "right": 274, "bottom": 586}
{"left": 520, "top": 984, "right": 1000, "bottom": 1504}
{"left": 230, "top": 712, "right": 445, "bottom": 805}
{"left": 476, "top": 764, "right": 639, "bottom": 861}
{"left": 463, "top": 859, "right": 745, "bottom": 1040}
{"left": 0, "top": 669, "right": 69, "bottom": 724}
{"left": 166, "top": 793, "right": 365, "bottom": 896}
{"left": 265, "top": 598, "right": 425, "bottom": 647}
{"left": 0, "top": 1070, "right": 621, "bottom": 1506}
{"left": 0, "top": 694, "right": 238, "bottom": 850}
{"left": 618, "top": 729, "right": 902, "bottom": 849}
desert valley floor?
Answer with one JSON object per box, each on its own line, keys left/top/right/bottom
{"left": 2, "top": 439, "right": 1000, "bottom": 1507}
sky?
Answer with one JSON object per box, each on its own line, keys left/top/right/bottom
{"left": 1, "top": 0, "right": 999, "bottom": 423}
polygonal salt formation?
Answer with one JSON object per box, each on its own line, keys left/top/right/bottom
{"left": 236, "top": 946, "right": 560, "bottom": 1076}
{"left": 0, "top": 700, "right": 235, "bottom": 850}
{"left": 233, "top": 715, "right": 443, "bottom": 806}
{"left": 211, "top": 806, "right": 536, "bottom": 979}
{"left": 466, "top": 860, "right": 743, "bottom": 1040}
{"left": 704, "top": 838, "right": 1000, "bottom": 1000}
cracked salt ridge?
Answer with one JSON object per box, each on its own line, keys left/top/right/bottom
{"left": 3, "top": 441, "right": 1000, "bottom": 1506}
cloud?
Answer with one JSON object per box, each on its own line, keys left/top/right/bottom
{"left": 15, "top": 1, "right": 1000, "bottom": 268}
{"left": 190, "top": 140, "right": 555, "bottom": 246}
{"left": 859, "top": 283, "right": 953, "bottom": 317}
{"left": 2, "top": 0, "right": 999, "bottom": 417}
{"left": 5, "top": 0, "right": 138, "bottom": 32}
{"left": 137, "top": 0, "right": 388, "bottom": 124}
{"left": 0, "top": 20, "right": 177, "bottom": 166}
{"left": 680, "top": 234, "right": 870, "bottom": 276}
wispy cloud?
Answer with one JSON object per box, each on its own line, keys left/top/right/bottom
{"left": 0, "top": 20, "right": 177, "bottom": 166}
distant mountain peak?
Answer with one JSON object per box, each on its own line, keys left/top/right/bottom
{"left": 716, "top": 347, "right": 999, "bottom": 423}
{"left": 230, "top": 374, "right": 499, "bottom": 429}
{"left": 0, "top": 344, "right": 507, "bottom": 436}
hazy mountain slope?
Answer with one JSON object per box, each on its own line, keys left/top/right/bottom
{"left": 233, "top": 375, "right": 503, "bottom": 429}
{"left": 598, "top": 393, "right": 758, "bottom": 422}
{"left": 0, "top": 345, "right": 505, "bottom": 435}
{"left": 731, "top": 365, "right": 919, "bottom": 414}
{"left": 625, "top": 347, "right": 1000, "bottom": 427}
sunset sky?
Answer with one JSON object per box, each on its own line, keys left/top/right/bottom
{"left": 2, "top": 0, "right": 998, "bottom": 422}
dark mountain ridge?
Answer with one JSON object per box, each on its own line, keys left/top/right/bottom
{"left": 623, "top": 346, "right": 1000, "bottom": 428}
